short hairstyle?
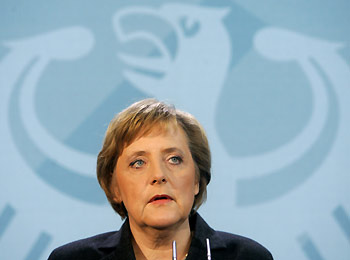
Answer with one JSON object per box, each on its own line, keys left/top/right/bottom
{"left": 97, "top": 98, "right": 211, "bottom": 219}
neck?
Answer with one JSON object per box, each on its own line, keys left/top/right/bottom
{"left": 129, "top": 218, "right": 192, "bottom": 260}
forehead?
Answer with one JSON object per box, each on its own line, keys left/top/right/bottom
{"left": 122, "top": 123, "right": 190, "bottom": 153}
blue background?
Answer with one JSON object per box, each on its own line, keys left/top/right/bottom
{"left": 1, "top": 1, "right": 349, "bottom": 259}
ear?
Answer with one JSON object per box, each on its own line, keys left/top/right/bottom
{"left": 194, "top": 180, "right": 199, "bottom": 196}
{"left": 110, "top": 171, "right": 123, "bottom": 203}
{"left": 111, "top": 184, "right": 123, "bottom": 203}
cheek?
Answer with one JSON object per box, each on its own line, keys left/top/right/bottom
{"left": 112, "top": 162, "right": 133, "bottom": 203}
{"left": 181, "top": 170, "right": 199, "bottom": 196}
{"left": 115, "top": 175, "right": 143, "bottom": 206}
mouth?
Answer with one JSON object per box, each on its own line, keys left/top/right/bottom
{"left": 148, "top": 194, "right": 174, "bottom": 204}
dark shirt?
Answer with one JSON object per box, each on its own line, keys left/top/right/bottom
{"left": 48, "top": 213, "right": 273, "bottom": 260}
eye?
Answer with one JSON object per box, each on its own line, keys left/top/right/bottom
{"left": 130, "top": 159, "right": 145, "bottom": 169}
{"left": 179, "top": 16, "right": 200, "bottom": 37}
{"left": 168, "top": 156, "right": 183, "bottom": 165}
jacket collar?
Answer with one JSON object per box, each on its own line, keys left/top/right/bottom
{"left": 187, "top": 212, "right": 227, "bottom": 259}
{"left": 99, "top": 212, "right": 224, "bottom": 260}
{"left": 100, "top": 219, "right": 136, "bottom": 260}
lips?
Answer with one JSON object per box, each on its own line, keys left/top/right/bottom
{"left": 148, "top": 194, "right": 173, "bottom": 203}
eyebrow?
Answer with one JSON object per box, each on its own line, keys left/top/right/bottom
{"left": 162, "top": 147, "right": 185, "bottom": 156}
{"left": 126, "top": 147, "right": 185, "bottom": 158}
{"left": 127, "top": 151, "right": 147, "bottom": 158}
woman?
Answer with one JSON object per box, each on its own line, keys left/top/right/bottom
{"left": 48, "top": 99, "right": 273, "bottom": 260}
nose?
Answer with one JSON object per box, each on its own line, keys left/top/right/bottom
{"left": 152, "top": 178, "right": 166, "bottom": 184}
{"left": 150, "top": 159, "right": 168, "bottom": 185}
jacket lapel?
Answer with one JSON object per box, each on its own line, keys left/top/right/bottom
{"left": 100, "top": 219, "right": 136, "bottom": 260}
{"left": 187, "top": 213, "right": 227, "bottom": 260}
{"left": 99, "top": 213, "right": 221, "bottom": 260}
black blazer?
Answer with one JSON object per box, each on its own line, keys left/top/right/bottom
{"left": 48, "top": 213, "right": 273, "bottom": 260}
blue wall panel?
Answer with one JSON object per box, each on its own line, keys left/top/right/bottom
{"left": 1, "top": 1, "right": 349, "bottom": 259}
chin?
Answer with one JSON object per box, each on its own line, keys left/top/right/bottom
{"left": 145, "top": 211, "right": 187, "bottom": 230}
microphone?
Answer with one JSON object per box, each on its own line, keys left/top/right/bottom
{"left": 172, "top": 240, "right": 177, "bottom": 260}
{"left": 172, "top": 238, "right": 211, "bottom": 260}
{"left": 206, "top": 238, "right": 211, "bottom": 260}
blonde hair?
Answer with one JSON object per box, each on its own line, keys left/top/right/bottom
{"left": 97, "top": 99, "right": 211, "bottom": 219}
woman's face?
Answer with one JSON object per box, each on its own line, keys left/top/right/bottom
{"left": 111, "top": 125, "right": 199, "bottom": 230}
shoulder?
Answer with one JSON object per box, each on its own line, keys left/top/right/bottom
{"left": 213, "top": 231, "right": 273, "bottom": 260}
{"left": 190, "top": 213, "right": 273, "bottom": 259}
{"left": 48, "top": 231, "right": 119, "bottom": 260}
